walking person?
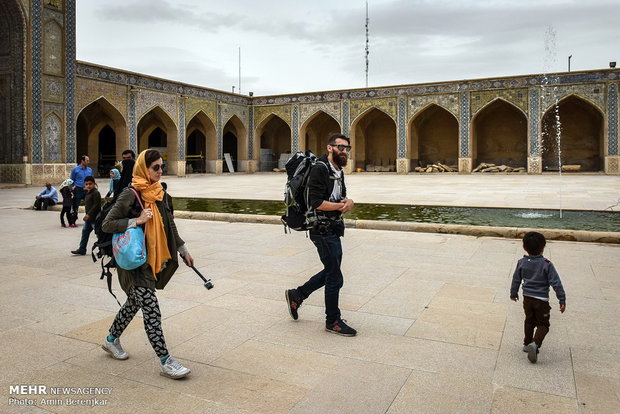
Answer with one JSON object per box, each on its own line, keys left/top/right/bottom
{"left": 285, "top": 134, "right": 357, "bottom": 336}
{"left": 101, "top": 149, "right": 195, "bottom": 379}
{"left": 511, "top": 231, "right": 566, "bottom": 363}
{"left": 71, "top": 176, "right": 101, "bottom": 255}
{"left": 33, "top": 182, "right": 58, "bottom": 210}
{"left": 59, "top": 179, "right": 75, "bottom": 227}
{"left": 70, "top": 155, "right": 93, "bottom": 216}
{"left": 105, "top": 168, "right": 121, "bottom": 199}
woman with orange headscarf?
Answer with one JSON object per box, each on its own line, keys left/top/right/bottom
{"left": 102, "top": 149, "right": 194, "bottom": 379}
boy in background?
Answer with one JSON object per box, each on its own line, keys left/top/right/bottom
{"left": 71, "top": 176, "right": 101, "bottom": 255}
{"left": 511, "top": 231, "right": 566, "bottom": 363}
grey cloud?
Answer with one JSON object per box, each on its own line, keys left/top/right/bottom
{"left": 98, "top": 0, "right": 243, "bottom": 32}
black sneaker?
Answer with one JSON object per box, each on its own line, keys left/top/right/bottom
{"left": 285, "top": 289, "right": 303, "bottom": 320}
{"left": 325, "top": 319, "right": 357, "bottom": 337}
{"left": 71, "top": 249, "right": 86, "bottom": 255}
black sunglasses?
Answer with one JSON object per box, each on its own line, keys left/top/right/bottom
{"left": 330, "top": 144, "right": 352, "bottom": 152}
{"left": 151, "top": 163, "right": 165, "bottom": 172}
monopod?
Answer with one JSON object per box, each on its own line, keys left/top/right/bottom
{"left": 190, "top": 265, "right": 214, "bottom": 290}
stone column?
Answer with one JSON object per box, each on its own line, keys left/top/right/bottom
{"left": 396, "top": 96, "right": 409, "bottom": 173}
{"left": 246, "top": 105, "right": 256, "bottom": 173}
{"left": 292, "top": 104, "right": 299, "bottom": 153}
{"left": 458, "top": 92, "right": 472, "bottom": 173}
{"left": 342, "top": 100, "right": 352, "bottom": 172}
{"left": 175, "top": 96, "right": 186, "bottom": 176}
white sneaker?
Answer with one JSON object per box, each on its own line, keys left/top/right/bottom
{"left": 101, "top": 337, "right": 129, "bottom": 360}
{"left": 160, "top": 356, "right": 191, "bottom": 379}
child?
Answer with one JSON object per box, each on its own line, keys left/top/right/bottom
{"left": 71, "top": 176, "right": 101, "bottom": 255}
{"left": 59, "top": 178, "right": 75, "bottom": 228}
{"left": 510, "top": 231, "right": 566, "bottom": 363}
{"left": 105, "top": 168, "right": 120, "bottom": 199}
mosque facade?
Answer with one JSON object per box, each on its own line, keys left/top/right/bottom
{"left": 1, "top": 0, "right": 619, "bottom": 184}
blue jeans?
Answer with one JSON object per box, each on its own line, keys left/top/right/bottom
{"left": 297, "top": 232, "right": 344, "bottom": 324}
{"left": 72, "top": 186, "right": 85, "bottom": 214}
{"left": 78, "top": 220, "right": 94, "bottom": 253}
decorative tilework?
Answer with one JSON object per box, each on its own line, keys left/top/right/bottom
{"left": 397, "top": 97, "right": 407, "bottom": 158}
{"left": 350, "top": 98, "right": 397, "bottom": 122}
{"left": 75, "top": 78, "right": 128, "bottom": 119}
{"left": 76, "top": 62, "right": 251, "bottom": 106}
{"left": 65, "top": 0, "right": 76, "bottom": 163}
{"left": 541, "top": 83, "right": 606, "bottom": 114}
{"left": 43, "top": 19, "right": 62, "bottom": 74}
{"left": 409, "top": 94, "right": 459, "bottom": 120}
{"left": 470, "top": 89, "right": 528, "bottom": 116}
{"left": 136, "top": 90, "right": 178, "bottom": 124}
{"left": 292, "top": 105, "right": 299, "bottom": 152}
{"left": 342, "top": 101, "right": 350, "bottom": 136}
{"left": 299, "top": 101, "right": 341, "bottom": 127}
{"left": 32, "top": 0, "right": 43, "bottom": 163}
{"left": 44, "top": 112, "right": 61, "bottom": 162}
{"left": 608, "top": 83, "right": 618, "bottom": 155}
{"left": 248, "top": 106, "right": 254, "bottom": 159}
{"left": 529, "top": 88, "right": 540, "bottom": 156}
{"left": 459, "top": 93, "right": 470, "bottom": 157}
{"left": 221, "top": 104, "right": 249, "bottom": 129}
{"left": 254, "top": 105, "right": 290, "bottom": 128}
{"left": 185, "top": 99, "right": 216, "bottom": 126}
{"left": 178, "top": 99, "right": 185, "bottom": 160}
{"left": 217, "top": 105, "right": 222, "bottom": 159}
{"left": 128, "top": 92, "right": 137, "bottom": 153}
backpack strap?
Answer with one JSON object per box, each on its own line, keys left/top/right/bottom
{"left": 100, "top": 257, "right": 121, "bottom": 307}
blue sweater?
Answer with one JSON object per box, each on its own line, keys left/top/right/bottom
{"left": 510, "top": 255, "right": 566, "bottom": 305}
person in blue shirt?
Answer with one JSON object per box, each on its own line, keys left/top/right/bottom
{"left": 33, "top": 182, "right": 58, "bottom": 210}
{"left": 70, "top": 155, "right": 93, "bottom": 216}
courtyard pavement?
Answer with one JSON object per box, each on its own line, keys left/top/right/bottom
{"left": 0, "top": 174, "right": 619, "bottom": 413}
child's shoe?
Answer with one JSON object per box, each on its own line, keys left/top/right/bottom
{"left": 526, "top": 342, "right": 539, "bottom": 363}
{"left": 61, "top": 224, "right": 67, "bottom": 228}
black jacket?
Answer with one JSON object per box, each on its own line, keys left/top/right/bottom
{"left": 84, "top": 189, "right": 101, "bottom": 222}
{"left": 307, "top": 154, "right": 347, "bottom": 220}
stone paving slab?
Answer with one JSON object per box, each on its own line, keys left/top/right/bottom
{"left": 0, "top": 175, "right": 619, "bottom": 413}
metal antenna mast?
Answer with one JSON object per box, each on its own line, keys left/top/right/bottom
{"left": 365, "top": 1, "right": 369, "bottom": 88}
{"left": 238, "top": 47, "right": 241, "bottom": 94}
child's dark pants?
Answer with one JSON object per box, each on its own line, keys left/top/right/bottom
{"left": 523, "top": 295, "right": 551, "bottom": 347}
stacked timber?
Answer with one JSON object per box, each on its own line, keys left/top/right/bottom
{"left": 472, "top": 163, "right": 526, "bottom": 173}
{"left": 414, "top": 162, "right": 457, "bottom": 173}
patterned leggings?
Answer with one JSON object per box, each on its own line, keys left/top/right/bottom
{"left": 109, "top": 286, "right": 168, "bottom": 357}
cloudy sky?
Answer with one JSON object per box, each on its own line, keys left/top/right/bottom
{"left": 76, "top": 0, "right": 618, "bottom": 96}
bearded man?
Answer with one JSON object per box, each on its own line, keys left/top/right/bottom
{"left": 285, "top": 133, "right": 357, "bottom": 336}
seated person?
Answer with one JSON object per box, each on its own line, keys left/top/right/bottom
{"left": 34, "top": 182, "right": 58, "bottom": 210}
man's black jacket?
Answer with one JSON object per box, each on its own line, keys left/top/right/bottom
{"left": 307, "top": 154, "right": 346, "bottom": 220}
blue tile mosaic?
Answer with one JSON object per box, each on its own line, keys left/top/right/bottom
{"left": 32, "top": 0, "right": 42, "bottom": 163}
{"left": 459, "top": 93, "right": 469, "bottom": 157}
{"left": 217, "top": 105, "right": 223, "bottom": 159}
{"left": 65, "top": 0, "right": 76, "bottom": 162}
{"left": 129, "top": 93, "right": 137, "bottom": 152}
{"left": 178, "top": 100, "right": 185, "bottom": 160}
{"left": 609, "top": 84, "right": 618, "bottom": 155}
{"left": 397, "top": 97, "right": 406, "bottom": 158}
{"left": 342, "top": 101, "right": 350, "bottom": 136}
{"left": 292, "top": 105, "right": 299, "bottom": 152}
{"left": 248, "top": 106, "right": 254, "bottom": 159}
{"left": 529, "top": 88, "right": 540, "bottom": 156}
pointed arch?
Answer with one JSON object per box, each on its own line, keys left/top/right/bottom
{"left": 186, "top": 110, "right": 216, "bottom": 173}
{"left": 408, "top": 104, "right": 458, "bottom": 169}
{"left": 299, "top": 110, "right": 341, "bottom": 154}
{"left": 350, "top": 107, "right": 397, "bottom": 172}
{"left": 137, "top": 106, "right": 179, "bottom": 174}
{"left": 223, "top": 114, "right": 249, "bottom": 172}
{"left": 75, "top": 97, "right": 128, "bottom": 175}
{"left": 472, "top": 98, "right": 527, "bottom": 168}
{"left": 541, "top": 95, "right": 604, "bottom": 172}
{"left": 0, "top": 0, "right": 27, "bottom": 164}
{"left": 255, "top": 114, "right": 291, "bottom": 172}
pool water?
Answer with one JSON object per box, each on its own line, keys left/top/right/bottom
{"left": 172, "top": 198, "right": 620, "bottom": 232}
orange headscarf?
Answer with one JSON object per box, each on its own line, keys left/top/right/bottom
{"left": 131, "top": 150, "right": 171, "bottom": 278}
